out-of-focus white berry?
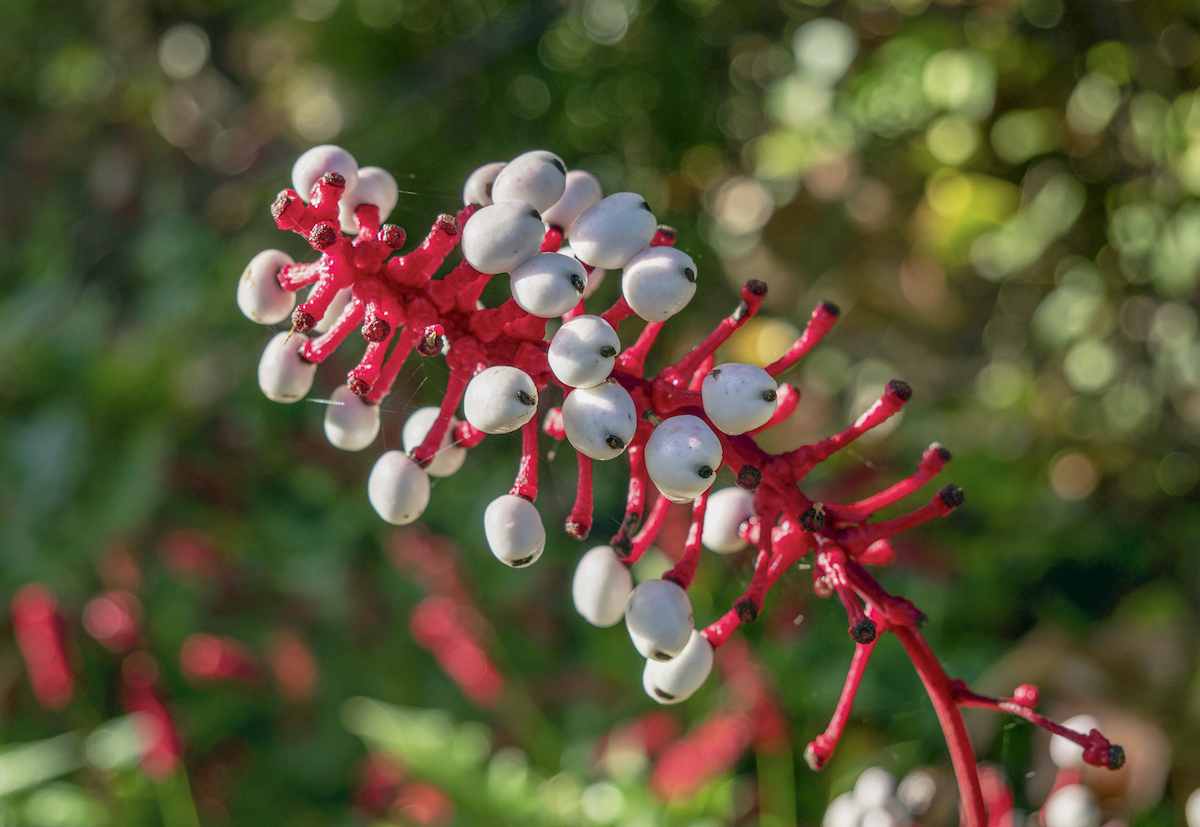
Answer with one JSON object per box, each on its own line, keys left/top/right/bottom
{"left": 461, "top": 200, "right": 546, "bottom": 275}
{"left": 701, "top": 363, "right": 779, "bottom": 435}
{"left": 463, "top": 161, "right": 507, "bottom": 206}
{"left": 314, "top": 286, "right": 353, "bottom": 334}
{"left": 549, "top": 315, "right": 620, "bottom": 389}
{"left": 324, "top": 385, "right": 380, "bottom": 451}
{"left": 1186, "top": 788, "right": 1200, "bottom": 827}
{"left": 572, "top": 545, "right": 633, "bottom": 627}
{"left": 292, "top": 144, "right": 358, "bottom": 202}
{"left": 823, "top": 793, "right": 862, "bottom": 827}
{"left": 621, "top": 246, "right": 697, "bottom": 322}
{"left": 1049, "top": 715, "right": 1100, "bottom": 768}
{"left": 702, "top": 487, "right": 755, "bottom": 553}
{"left": 625, "top": 579, "right": 693, "bottom": 661}
{"left": 368, "top": 451, "right": 431, "bottom": 525}
{"left": 401, "top": 406, "right": 467, "bottom": 477}
{"left": 463, "top": 366, "right": 539, "bottom": 434}
{"left": 257, "top": 331, "right": 317, "bottom": 403}
{"left": 542, "top": 170, "right": 603, "bottom": 230}
{"left": 491, "top": 150, "right": 567, "bottom": 213}
{"left": 1043, "top": 784, "right": 1100, "bottom": 827}
{"left": 569, "top": 192, "right": 657, "bottom": 270}
{"left": 561, "top": 245, "right": 606, "bottom": 298}
{"left": 853, "top": 768, "right": 896, "bottom": 810}
{"left": 642, "top": 630, "right": 713, "bottom": 704}
{"left": 338, "top": 166, "right": 399, "bottom": 234}
{"left": 859, "top": 807, "right": 899, "bottom": 827}
{"left": 896, "top": 769, "right": 936, "bottom": 816}
{"left": 510, "top": 252, "right": 587, "bottom": 318}
{"left": 238, "top": 249, "right": 296, "bottom": 325}
{"left": 562, "top": 381, "right": 637, "bottom": 461}
{"left": 484, "top": 495, "right": 545, "bottom": 568}
{"left": 645, "top": 415, "right": 722, "bottom": 503}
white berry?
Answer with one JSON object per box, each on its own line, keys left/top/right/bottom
{"left": 561, "top": 245, "right": 607, "bottom": 298}
{"left": 338, "top": 166, "right": 399, "bottom": 234}
{"left": 568, "top": 192, "right": 657, "bottom": 269}
{"left": 823, "top": 793, "right": 862, "bottom": 827}
{"left": 463, "top": 161, "right": 507, "bottom": 206}
{"left": 491, "top": 150, "right": 567, "bottom": 212}
{"left": 1049, "top": 715, "right": 1100, "bottom": 768}
{"left": 464, "top": 366, "right": 539, "bottom": 434}
{"left": 461, "top": 200, "right": 546, "bottom": 275}
{"left": 645, "top": 415, "right": 722, "bottom": 503}
{"left": 621, "top": 246, "right": 697, "bottom": 322}
{"left": 1186, "top": 788, "right": 1200, "bottom": 827}
{"left": 541, "top": 170, "right": 603, "bottom": 230}
{"left": 324, "top": 384, "right": 380, "bottom": 451}
{"left": 625, "top": 579, "right": 693, "bottom": 661}
{"left": 292, "top": 144, "right": 358, "bottom": 202}
{"left": 572, "top": 545, "right": 633, "bottom": 627}
{"left": 853, "top": 768, "right": 896, "bottom": 809}
{"left": 237, "top": 249, "right": 296, "bottom": 325}
{"left": 702, "top": 487, "right": 756, "bottom": 553}
{"left": 401, "top": 406, "right": 467, "bottom": 477}
{"left": 562, "top": 381, "right": 637, "bottom": 461}
{"left": 701, "top": 363, "right": 779, "bottom": 435}
{"left": 548, "top": 315, "right": 620, "bottom": 389}
{"left": 510, "top": 252, "right": 587, "bottom": 318}
{"left": 642, "top": 630, "right": 713, "bottom": 704}
{"left": 257, "top": 331, "right": 317, "bottom": 404}
{"left": 484, "top": 495, "right": 545, "bottom": 568}
{"left": 1043, "top": 784, "right": 1100, "bottom": 827}
{"left": 368, "top": 451, "right": 431, "bottom": 525}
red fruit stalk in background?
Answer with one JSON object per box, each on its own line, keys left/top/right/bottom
{"left": 243, "top": 147, "right": 1124, "bottom": 827}
{"left": 12, "top": 584, "right": 73, "bottom": 710}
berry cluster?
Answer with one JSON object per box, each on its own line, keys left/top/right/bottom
{"left": 240, "top": 145, "right": 1124, "bottom": 827}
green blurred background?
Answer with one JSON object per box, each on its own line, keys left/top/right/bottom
{"left": 1, "top": 0, "right": 1199, "bottom": 824}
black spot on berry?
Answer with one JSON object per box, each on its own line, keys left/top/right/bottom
{"left": 697, "top": 465, "right": 713, "bottom": 479}
{"left": 653, "top": 687, "right": 675, "bottom": 701}
{"left": 599, "top": 345, "right": 617, "bottom": 358}
{"left": 683, "top": 267, "right": 695, "bottom": 283}
{"left": 570, "top": 273, "right": 586, "bottom": 292}
{"left": 516, "top": 390, "right": 536, "bottom": 406}
{"left": 605, "top": 434, "right": 625, "bottom": 450}
{"left": 509, "top": 554, "right": 536, "bottom": 568}
{"left": 763, "top": 389, "right": 777, "bottom": 403}
{"left": 551, "top": 157, "right": 566, "bottom": 175}
{"left": 641, "top": 201, "right": 652, "bottom": 211}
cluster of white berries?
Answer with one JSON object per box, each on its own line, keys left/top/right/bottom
{"left": 570, "top": 484, "right": 757, "bottom": 705}
{"left": 240, "top": 144, "right": 792, "bottom": 707}
{"left": 822, "top": 766, "right": 933, "bottom": 827}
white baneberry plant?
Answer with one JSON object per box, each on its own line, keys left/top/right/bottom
{"left": 239, "top": 144, "right": 1125, "bottom": 827}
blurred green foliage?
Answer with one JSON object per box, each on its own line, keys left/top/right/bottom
{"left": 1, "top": 0, "right": 1199, "bottom": 825}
